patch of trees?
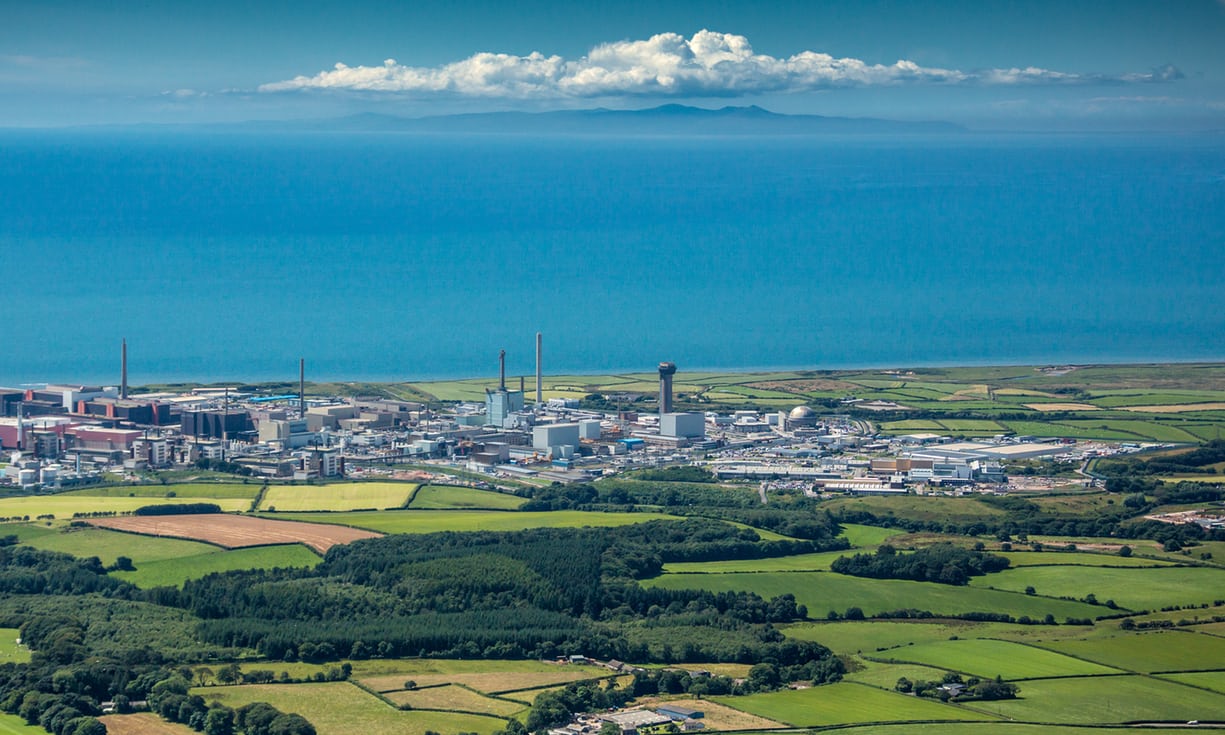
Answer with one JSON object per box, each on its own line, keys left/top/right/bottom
{"left": 830, "top": 543, "right": 1010, "bottom": 585}
{"left": 194, "top": 458, "right": 254, "bottom": 476}
{"left": 1102, "top": 440, "right": 1225, "bottom": 476}
{"left": 0, "top": 546, "right": 137, "bottom": 598}
{"left": 133, "top": 503, "right": 222, "bottom": 516}
{"left": 896, "top": 673, "right": 1018, "bottom": 701}
{"left": 632, "top": 467, "right": 716, "bottom": 483}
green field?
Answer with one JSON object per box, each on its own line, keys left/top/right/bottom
{"left": 662, "top": 549, "right": 849, "bottom": 574}
{"left": 969, "top": 565, "right": 1225, "bottom": 611}
{"left": 981, "top": 674, "right": 1225, "bottom": 724}
{"left": 0, "top": 629, "right": 29, "bottom": 665}
{"left": 1039, "top": 630, "right": 1225, "bottom": 673}
{"left": 112, "top": 544, "right": 322, "bottom": 588}
{"left": 0, "top": 714, "right": 49, "bottom": 735}
{"left": 258, "top": 482, "right": 418, "bottom": 512}
{"left": 0, "top": 494, "right": 251, "bottom": 520}
{"left": 644, "top": 570, "right": 1104, "bottom": 620}
{"left": 385, "top": 684, "right": 525, "bottom": 717}
{"left": 196, "top": 682, "right": 506, "bottom": 735}
{"left": 829, "top": 724, "right": 1214, "bottom": 735}
{"left": 785, "top": 620, "right": 1006, "bottom": 655}
{"left": 714, "top": 681, "right": 989, "bottom": 726}
{"left": 844, "top": 660, "right": 952, "bottom": 689}
{"left": 998, "top": 551, "right": 1174, "bottom": 568}
{"left": 269, "top": 509, "right": 683, "bottom": 534}
{"left": 1158, "top": 671, "right": 1225, "bottom": 695}
{"left": 408, "top": 485, "right": 528, "bottom": 510}
{"left": 841, "top": 523, "right": 906, "bottom": 547}
{"left": 871, "top": 639, "right": 1121, "bottom": 680}
{"left": 823, "top": 496, "right": 1006, "bottom": 524}
{"left": 19, "top": 526, "right": 216, "bottom": 566}
{"left": 65, "top": 483, "right": 262, "bottom": 500}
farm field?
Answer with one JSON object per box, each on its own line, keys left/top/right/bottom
{"left": 1159, "top": 671, "right": 1225, "bottom": 695}
{"left": 65, "top": 483, "right": 261, "bottom": 500}
{"left": 643, "top": 569, "right": 1104, "bottom": 620}
{"left": 257, "top": 482, "right": 418, "bottom": 512}
{"left": 840, "top": 523, "right": 906, "bottom": 547}
{"left": 196, "top": 681, "right": 506, "bottom": 735}
{"left": 1038, "top": 629, "right": 1225, "bottom": 673}
{"left": 981, "top": 674, "right": 1225, "bottom": 724}
{"left": 829, "top": 725, "right": 1210, "bottom": 735}
{"left": 662, "top": 549, "right": 848, "bottom": 574}
{"left": 269, "top": 509, "right": 683, "bottom": 535}
{"left": 408, "top": 484, "right": 528, "bottom": 510}
{"left": 98, "top": 713, "right": 194, "bottom": 735}
{"left": 868, "top": 638, "right": 1121, "bottom": 680}
{"left": 0, "top": 494, "right": 251, "bottom": 520}
{"left": 714, "top": 681, "right": 990, "bottom": 726}
{"left": 384, "top": 685, "right": 525, "bottom": 717}
{"left": 0, "top": 629, "right": 29, "bottom": 665}
{"left": 997, "top": 550, "right": 1173, "bottom": 567}
{"left": 844, "top": 660, "right": 951, "bottom": 690}
{"left": 18, "top": 526, "right": 216, "bottom": 566}
{"left": 361, "top": 667, "right": 604, "bottom": 695}
{"left": 821, "top": 496, "right": 1005, "bottom": 523}
{"left": 969, "top": 565, "right": 1225, "bottom": 610}
{"left": 87, "top": 513, "right": 381, "bottom": 553}
{"left": 112, "top": 543, "right": 322, "bottom": 587}
{"left": 784, "top": 620, "right": 1012, "bottom": 655}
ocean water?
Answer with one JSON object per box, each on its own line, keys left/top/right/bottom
{"left": 0, "top": 130, "right": 1222, "bottom": 386}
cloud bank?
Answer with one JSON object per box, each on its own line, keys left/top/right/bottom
{"left": 260, "top": 30, "right": 1179, "bottom": 98}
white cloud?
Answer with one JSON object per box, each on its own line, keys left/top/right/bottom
{"left": 260, "top": 30, "right": 1177, "bottom": 98}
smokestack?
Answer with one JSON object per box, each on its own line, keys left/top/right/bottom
{"left": 121, "top": 339, "right": 128, "bottom": 400}
{"left": 658, "top": 361, "right": 677, "bottom": 415}
{"left": 299, "top": 358, "right": 305, "bottom": 418}
{"left": 519, "top": 375, "right": 524, "bottom": 392}
{"left": 535, "top": 332, "right": 543, "bottom": 406}
{"left": 499, "top": 350, "right": 506, "bottom": 391}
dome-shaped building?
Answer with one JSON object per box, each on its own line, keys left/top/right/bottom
{"left": 785, "top": 405, "right": 820, "bottom": 429}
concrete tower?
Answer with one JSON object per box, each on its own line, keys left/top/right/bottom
{"left": 121, "top": 339, "right": 128, "bottom": 400}
{"left": 299, "top": 358, "right": 306, "bottom": 418}
{"left": 535, "top": 332, "right": 543, "bottom": 406}
{"left": 658, "top": 361, "right": 677, "bottom": 414}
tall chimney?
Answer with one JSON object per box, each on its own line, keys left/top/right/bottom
{"left": 499, "top": 350, "right": 506, "bottom": 391}
{"left": 535, "top": 332, "right": 543, "bottom": 406}
{"left": 658, "top": 362, "right": 677, "bottom": 415}
{"left": 299, "top": 358, "right": 306, "bottom": 418}
{"left": 121, "top": 339, "right": 128, "bottom": 400}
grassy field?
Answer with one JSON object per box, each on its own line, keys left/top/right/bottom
{"left": 18, "top": 526, "right": 216, "bottom": 566}
{"left": 997, "top": 551, "right": 1174, "bottom": 568}
{"left": 1038, "top": 629, "right": 1225, "bottom": 673}
{"left": 112, "top": 544, "right": 322, "bottom": 587}
{"left": 269, "top": 509, "right": 683, "bottom": 534}
{"left": 828, "top": 724, "right": 1214, "bottom": 735}
{"left": 408, "top": 485, "right": 528, "bottom": 510}
{"left": 258, "top": 482, "right": 418, "bottom": 512}
{"left": 0, "top": 494, "right": 251, "bottom": 520}
{"left": 841, "top": 523, "right": 906, "bottom": 547}
{"left": 844, "top": 660, "right": 952, "bottom": 689}
{"left": 195, "top": 682, "right": 507, "bottom": 735}
{"left": 785, "top": 620, "right": 1009, "bottom": 655}
{"left": 822, "top": 496, "right": 1006, "bottom": 524}
{"left": 662, "top": 549, "right": 849, "bottom": 574}
{"left": 969, "top": 565, "right": 1225, "bottom": 611}
{"left": 644, "top": 570, "right": 1104, "bottom": 620}
{"left": 65, "top": 483, "right": 261, "bottom": 500}
{"left": 384, "top": 685, "right": 525, "bottom": 717}
{"left": 871, "top": 639, "right": 1121, "bottom": 680}
{"left": 980, "top": 674, "right": 1225, "bottom": 724}
{"left": 98, "top": 713, "right": 196, "bottom": 735}
{"left": 0, "top": 629, "right": 29, "bottom": 665}
{"left": 714, "top": 681, "right": 990, "bottom": 726}
{"left": 0, "top": 715, "right": 57, "bottom": 735}
{"left": 1158, "top": 671, "right": 1225, "bottom": 695}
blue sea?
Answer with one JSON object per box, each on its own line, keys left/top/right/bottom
{"left": 1, "top": 130, "right": 1222, "bottom": 386}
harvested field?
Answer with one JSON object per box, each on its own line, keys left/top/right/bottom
{"left": 1025, "top": 403, "right": 1099, "bottom": 412}
{"left": 87, "top": 513, "right": 380, "bottom": 553}
{"left": 1119, "top": 402, "right": 1225, "bottom": 413}
{"left": 635, "top": 697, "right": 785, "bottom": 731}
{"left": 362, "top": 669, "right": 598, "bottom": 695}
{"left": 98, "top": 713, "right": 195, "bottom": 735}
{"left": 384, "top": 685, "right": 524, "bottom": 717}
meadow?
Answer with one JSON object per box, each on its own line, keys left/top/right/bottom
{"left": 714, "top": 681, "right": 990, "bottom": 726}
{"left": 258, "top": 482, "right": 419, "bottom": 512}
{"left": 383, "top": 685, "right": 525, "bottom": 717}
{"left": 18, "top": 526, "right": 216, "bottom": 566}
{"left": 0, "top": 714, "right": 68, "bottom": 735}
{"left": 980, "top": 675, "right": 1225, "bottom": 724}
{"left": 111, "top": 544, "right": 322, "bottom": 588}
{"left": 407, "top": 484, "right": 528, "bottom": 510}
{"left": 1038, "top": 629, "right": 1225, "bottom": 673}
{"left": 195, "top": 682, "right": 507, "bottom": 735}
{"left": 868, "top": 638, "right": 1121, "bottom": 680}
{"left": 0, "top": 494, "right": 251, "bottom": 520}
{"left": 64, "top": 483, "right": 261, "bottom": 500}
{"left": 0, "top": 629, "right": 29, "bottom": 666}
{"left": 969, "top": 565, "right": 1225, "bottom": 610}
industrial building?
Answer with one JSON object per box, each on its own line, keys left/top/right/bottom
{"left": 533, "top": 423, "right": 580, "bottom": 457}
{"left": 661, "top": 412, "right": 705, "bottom": 439}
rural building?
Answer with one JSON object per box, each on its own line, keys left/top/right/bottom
{"left": 656, "top": 704, "right": 704, "bottom": 720}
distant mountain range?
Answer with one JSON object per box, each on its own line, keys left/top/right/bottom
{"left": 156, "top": 104, "right": 964, "bottom": 136}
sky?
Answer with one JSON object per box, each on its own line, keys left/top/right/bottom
{"left": 3, "top": 0, "right": 1224, "bottom": 130}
